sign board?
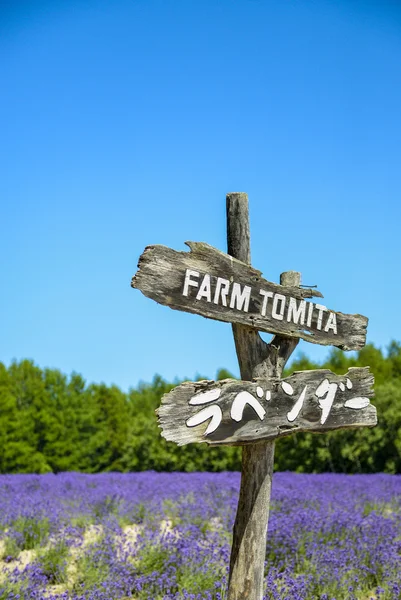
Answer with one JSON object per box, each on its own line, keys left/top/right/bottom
{"left": 132, "top": 192, "right": 377, "bottom": 600}
{"left": 132, "top": 241, "right": 368, "bottom": 351}
{"left": 157, "top": 367, "right": 376, "bottom": 446}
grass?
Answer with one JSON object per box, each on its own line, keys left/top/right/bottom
{"left": 118, "top": 501, "right": 149, "bottom": 527}
{"left": 92, "top": 494, "right": 123, "bottom": 519}
{"left": 177, "top": 564, "right": 226, "bottom": 594}
{"left": 0, "top": 578, "right": 26, "bottom": 599}
{"left": 71, "top": 534, "right": 111, "bottom": 593}
{"left": 12, "top": 516, "right": 50, "bottom": 550}
{"left": 70, "top": 513, "right": 94, "bottom": 529}
{"left": 36, "top": 540, "right": 70, "bottom": 584}
{"left": 1, "top": 536, "right": 20, "bottom": 561}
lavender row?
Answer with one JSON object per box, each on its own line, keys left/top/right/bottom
{"left": 0, "top": 472, "right": 400, "bottom": 599}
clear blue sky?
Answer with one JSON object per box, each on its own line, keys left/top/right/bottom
{"left": 1, "top": 0, "right": 400, "bottom": 391}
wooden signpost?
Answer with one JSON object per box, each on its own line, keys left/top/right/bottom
{"left": 131, "top": 193, "right": 377, "bottom": 600}
{"left": 157, "top": 367, "right": 375, "bottom": 446}
{"left": 133, "top": 241, "right": 367, "bottom": 351}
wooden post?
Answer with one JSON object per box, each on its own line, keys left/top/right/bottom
{"left": 132, "top": 191, "right": 375, "bottom": 595}
{"left": 226, "top": 193, "right": 300, "bottom": 600}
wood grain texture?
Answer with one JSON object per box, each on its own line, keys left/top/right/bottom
{"left": 225, "top": 194, "right": 301, "bottom": 600}
{"left": 131, "top": 241, "right": 367, "bottom": 351}
{"left": 157, "top": 367, "right": 376, "bottom": 446}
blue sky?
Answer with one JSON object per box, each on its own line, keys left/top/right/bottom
{"left": 1, "top": 0, "right": 400, "bottom": 390}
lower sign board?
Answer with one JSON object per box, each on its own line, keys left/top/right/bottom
{"left": 157, "top": 367, "right": 376, "bottom": 446}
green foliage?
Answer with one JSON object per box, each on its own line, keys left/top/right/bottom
{"left": 0, "top": 578, "right": 26, "bottom": 599}
{"left": 278, "top": 342, "right": 401, "bottom": 473}
{"left": 177, "top": 564, "right": 224, "bottom": 594}
{"left": 92, "top": 494, "right": 123, "bottom": 519}
{"left": 1, "top": 340, "right": 401, "bottom": 474}
{"left": 1, "top": 536, "right": 20, "bottom": 560}
{"left": 132, "top": 536, "right": 225, "bottom": 599}
{"left": 72, "top": 541, "right": 110, "bottom": 592}
{"left": 36, "top": 540, "right": 69, "bottom": 584}
{"left": 139, "top": 542, "right": 173, "bottom": 575}
{"left": 216, "top": 368, "right": 236, "bottom": 380}
{"left": 13, "top": 517, "right": 50, "bottom": 550}
{"left": 71, "top": 514, "right": 93, "bottom": 529}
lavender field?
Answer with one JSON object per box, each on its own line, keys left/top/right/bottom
{"left": 0, "top": 472, "right": 400, "bottom": 600}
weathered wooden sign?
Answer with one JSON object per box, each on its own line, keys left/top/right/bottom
{"left": 157, "top": 367, "right": 376, "bottom": 446}
{"left": 131, "top": 193, "right": 376, "bottom": 600}
{"left": 132, "top": 241, "right": 368, "bottom": 350}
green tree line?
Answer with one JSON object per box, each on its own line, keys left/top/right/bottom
{"left": 1, "top": 341, "right": 401, "bottom": 474}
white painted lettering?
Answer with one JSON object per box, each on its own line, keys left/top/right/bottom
{"left": 315, "top": 304, "right": 327, "bottom": 330}
{"left": 307, "top": 302, "right": 314, "bottom": 327}
{"left": 186, "top": 405, "right": 222, "bottom": 435}
{"left": 183, "top": 269, "right": 199, "bottom": 297}
{"left": 316, "top": 379, "right": 337, "bottom": 424}
{"left": 259, "top": 290, "right": 274, "bottom": 316}
{"left": 324, "top": 312, "right": 337, "bottom": 334}
{"left": 287, "top": 298, "right": 306, "bottom": 325}
{"left": 213, "top": 277, "right": 230, "bottom": 306}
{"left": 281, "top": 381, "right": 294, "bottom": 395}
{"left": 344, "top": 397, "right": 370, "bottom": 409}
{"left": 272, "top": 294, "right": 286, "bottom": 320}
{"left": 189, "top": 389, "right": 221, "bottom": 405}
{"left": 230, "top": 283, "right": 251, "bottom": 312}
{"left": 231, "top": 391, "right": 266, "bottom": 422}
{"left": 196, "top": 273, "right": 212, "bottom": 302}
{"left": 287, "top": 385, "right": 308, "bottom": 422}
